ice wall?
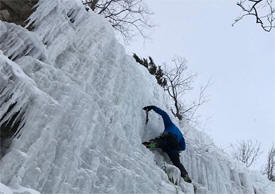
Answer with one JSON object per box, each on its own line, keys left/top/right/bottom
{"left": 0, "top": 0, "right": 274, "bottom": 193}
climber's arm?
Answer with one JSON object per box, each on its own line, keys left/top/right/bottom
{"left": 143, "top": 105, "right": 173, "bottom": 128}
{"left": 150, "top": 106, "right": 173, "bottom": 129}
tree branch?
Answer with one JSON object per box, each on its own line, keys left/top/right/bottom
{"left": 233, "top": 0, "right": 275, "bottom": 32}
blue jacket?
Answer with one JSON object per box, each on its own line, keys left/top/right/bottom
{"left": 152, "top": 106, "right": 186, "bottom": 151}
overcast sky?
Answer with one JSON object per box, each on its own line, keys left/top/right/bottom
{"left": 126, "top": 0, "right": 275, "bottom": 169}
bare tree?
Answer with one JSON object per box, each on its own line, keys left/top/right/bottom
{"left": 163, "top": 57, "right": 209, "bottom": 121}
{"left": 263, "top": 145, "right": 275, "bottom": 181}
{"left": 133, "top": 54, "right": 209, "bottom": 122}
{"left": 233, "top": 0, "right": 275, "bottom": 32}
{"left": 82, "top": 0, "right": 153, "bottom": 40}
{"left": 231, "top": 140, "right": 262, "bottom": 168}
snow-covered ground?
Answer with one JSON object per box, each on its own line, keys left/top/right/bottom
{"left": 0, "top": 0, "right": 274, "bottom": 193}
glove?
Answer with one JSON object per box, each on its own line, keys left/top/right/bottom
{"left": 143, "top": 106, "right": 154, "bottom": 111}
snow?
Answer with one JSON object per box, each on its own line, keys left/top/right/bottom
{"left": 0, "top": 0, "right": 274, "bottom": 193}
{"left": 0, "top": 183, "right": 13, "bottom": 194}
{"left": 0, "top": 182, "right": 41, "bottom": 194}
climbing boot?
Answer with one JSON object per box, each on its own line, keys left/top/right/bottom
{"left": 183, "top": 174, "right": 192, "bottom": 183}
{"left": 142, "top": 142, "right": 157, "bottom": 149}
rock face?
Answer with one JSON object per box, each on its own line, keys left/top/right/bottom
{"left": 0, "top": 0, "right": 38, "bottom": 26}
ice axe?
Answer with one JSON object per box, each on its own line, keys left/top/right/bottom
{"left": 145, "top": 110, "right": 149, "bottom": 124}
{"left": 143, "top": 106, "right": 154, "bottom": 124}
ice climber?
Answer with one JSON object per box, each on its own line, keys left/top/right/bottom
{"left": 142, "top": 105, "right": 192, "bottom": 183}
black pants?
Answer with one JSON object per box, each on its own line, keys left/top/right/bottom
{"left": 150, "top": 133, "right": 188, "bottom": 177}
{"left": 166, "top": 151, "right": 188, "bottom": 177}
